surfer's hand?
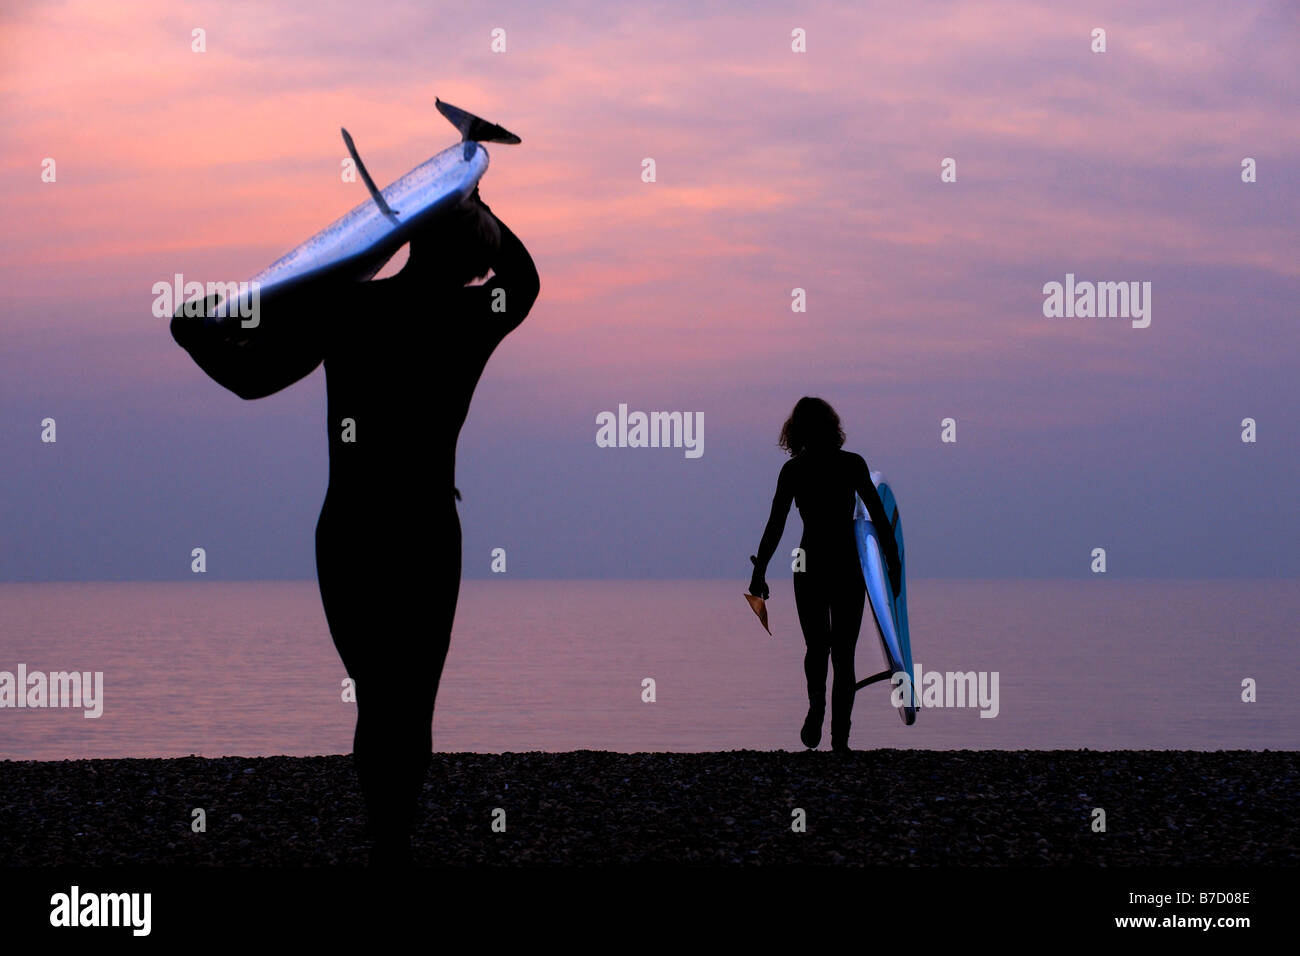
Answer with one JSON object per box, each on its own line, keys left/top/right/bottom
{"left": 452, "top": 194, "right": 501, "bottom": 252}
{"left": 748, "top": 556, "right": 769, "bottom": 600}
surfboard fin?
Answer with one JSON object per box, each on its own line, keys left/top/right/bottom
{"left": 436, "top": 98, "right": 522, "bottom": 145}
{"left": 340, "top": 128, "right": 401, "bottom": 224}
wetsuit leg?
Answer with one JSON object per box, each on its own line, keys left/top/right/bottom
{"left": 828, "top": 577, "right": 866, "bottom": 745}
{"left": 792, "top": 570, "right": 832, "bottom": 709}
{"left": 316, "top": 498, "right": 461, "bottom": 863}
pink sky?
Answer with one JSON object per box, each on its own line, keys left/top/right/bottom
{"left": 1, "top": 0, "right": 1297, "bottom": 580}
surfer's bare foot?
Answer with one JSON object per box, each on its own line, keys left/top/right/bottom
{"left": 800, "top": 703, "right": 824, "bottom": 749}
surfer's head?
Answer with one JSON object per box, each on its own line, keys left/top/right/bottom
{"left": 404, "top": 198, "right": 501, "bottom": 286}
{"left": 779, "top": 397, "right": 846, "bottom": 456}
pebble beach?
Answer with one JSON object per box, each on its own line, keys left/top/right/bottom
{"left": 1, "top": 750, "right": 1295, "bottom": 867}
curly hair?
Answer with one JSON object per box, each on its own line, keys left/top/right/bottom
{"left": 778, "top": 397, "right": 846, "bottom": 456}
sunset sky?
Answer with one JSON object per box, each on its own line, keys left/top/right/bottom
{"left": 2, "top": 0, "right": 1296, "bottom": 580}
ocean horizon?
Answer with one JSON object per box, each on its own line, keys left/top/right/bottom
{"left": 1, "top": 578, "right": 1294, "bottom": 759}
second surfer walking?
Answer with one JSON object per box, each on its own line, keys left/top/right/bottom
{"left": 748, "top": 397, "right": 901, "bottom": 752}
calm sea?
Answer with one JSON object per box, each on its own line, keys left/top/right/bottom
{"left": 0, "top": 579, "right": 1295, "bottom": 759}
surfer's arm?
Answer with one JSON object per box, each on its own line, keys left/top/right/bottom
{"left": 470, "top": 212, "right": 539, "bottom": 339}
{"left": 854, "top": 457, "right": 902, "bottom": 592}
{"left": 753, "top": 462, "right": 795, "bottom": 578}
{"left": 170, "top": 294, "right": 325, "bottom": 400}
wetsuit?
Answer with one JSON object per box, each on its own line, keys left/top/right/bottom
{"left": 170, "top": 213, "right": 539, "bottom": 859}
{"left": 752, "top": 449, "right": 900, "bottom": 747}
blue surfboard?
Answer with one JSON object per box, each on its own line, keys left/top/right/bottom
{"left": 853, "top": 473, "right": 918, "bottom": 724}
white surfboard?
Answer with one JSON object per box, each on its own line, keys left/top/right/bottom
{"left": 221, "top": 100, "right": 519, "bottom": 317}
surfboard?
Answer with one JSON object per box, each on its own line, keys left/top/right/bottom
{"left": 218, "top": 100, "right": 518, "bottom": 317}
{"left": 853, "top": 473, "right": 918, "bottom": 724}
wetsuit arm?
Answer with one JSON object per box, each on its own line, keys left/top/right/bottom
{"left": 467, "top": 212, "right": 539, "bottom": 342}
{"left": 170, "top": 289, "right": 327, "bottom": 400}
{"left": 753, "top": 462, "right": 794, "bottom": 579}
{"left": 855, "top": 456, "right": 903, "bottom": 592}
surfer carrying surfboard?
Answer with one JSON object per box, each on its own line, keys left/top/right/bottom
{"left": 169, "top": 107, "right": 539, "bottom": 864}
{"left": 748, "top": 398, "right": 901, "bottom": 752}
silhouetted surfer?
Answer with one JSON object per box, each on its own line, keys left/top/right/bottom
{"left": 171, "top": 193, "right": 539, "bottom": 863}
{"left": 749, "top": 398, "right": 901, "bottom": 752}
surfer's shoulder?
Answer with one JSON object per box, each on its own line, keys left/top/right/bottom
{"left": 843, "top": 449, "right": 868, "bottom": 468}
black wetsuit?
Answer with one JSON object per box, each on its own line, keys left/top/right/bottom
{"left": 170, "top": 215, "right": 539, "bottom": 859}
{"left": 753, "top": 449, "right": 900, "bottom": 746}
